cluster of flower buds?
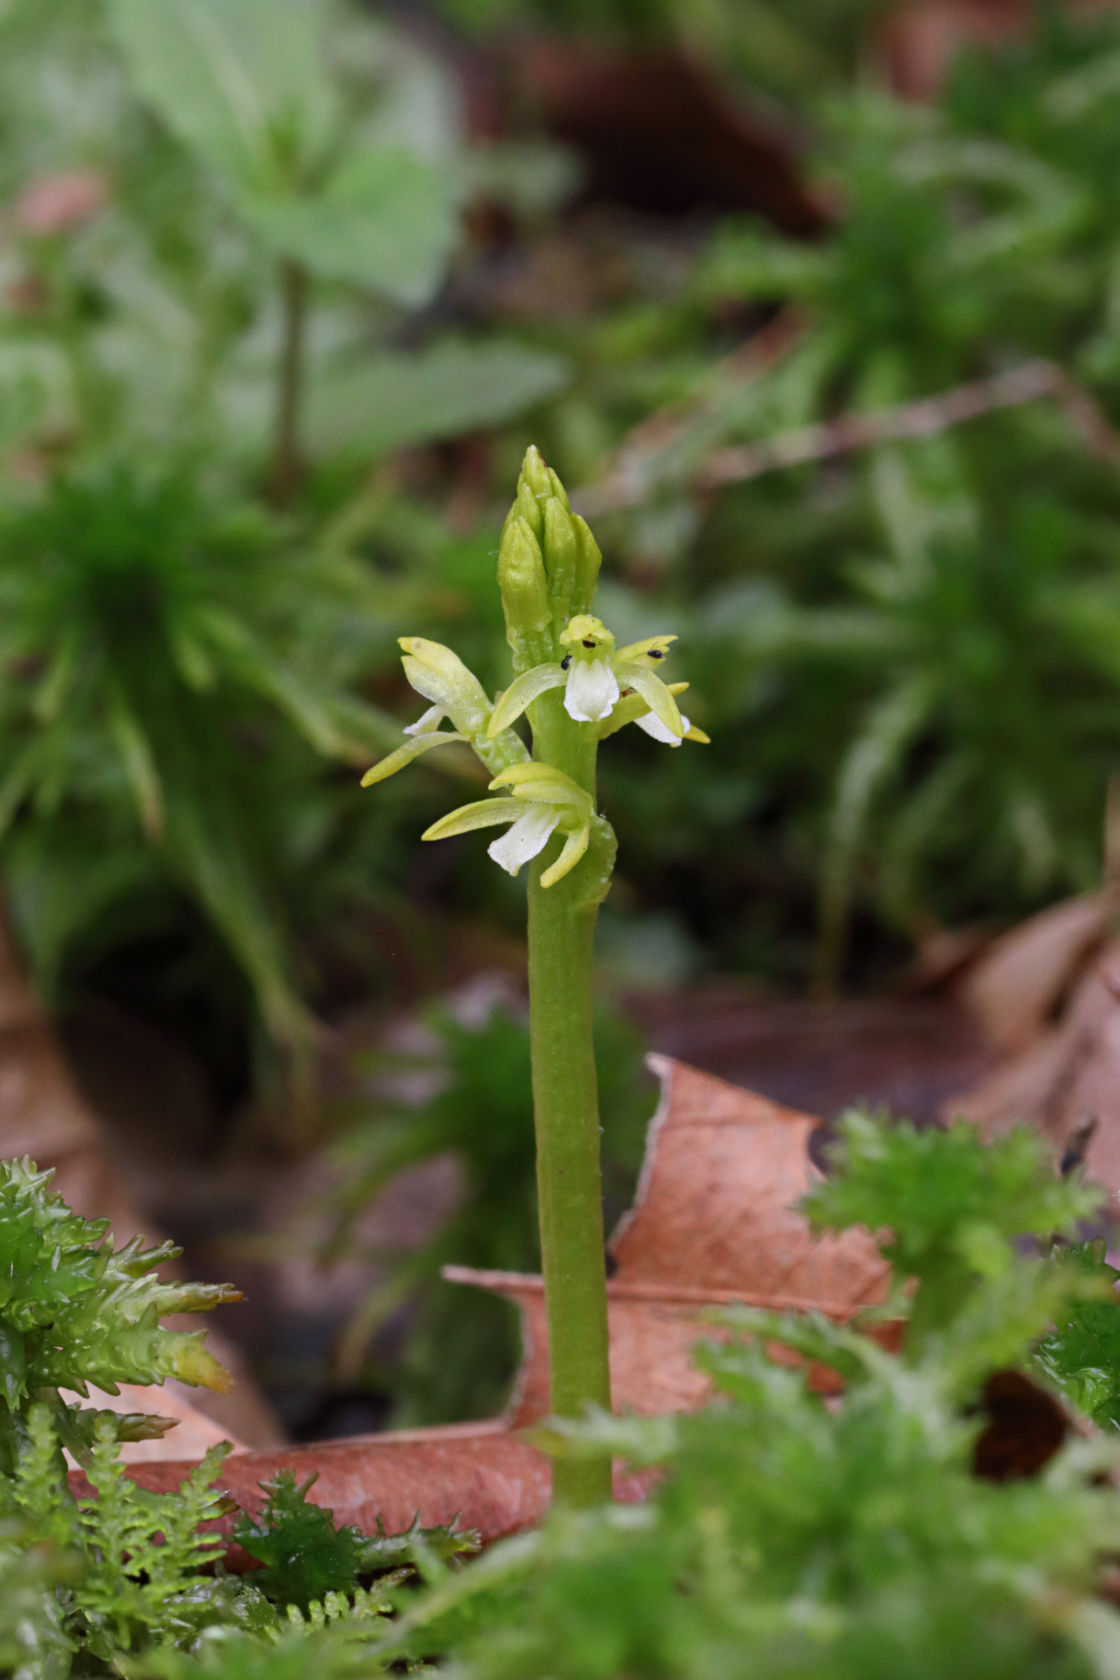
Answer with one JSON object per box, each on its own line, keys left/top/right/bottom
{"left": 362, "top": 448, "right": 707, "bottom": 888}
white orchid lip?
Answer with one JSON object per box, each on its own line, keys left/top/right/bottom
{"left": 636, "top": 709, "right": 690, "bottom": 747}
{"left": 487, "top": 807, "right": 560, "bottom": 875}
{"left": 403, "top": 704, "right": 446, "bottom": 736}
{"left": 564, "top": 657, "right": 620, "bottom": 723}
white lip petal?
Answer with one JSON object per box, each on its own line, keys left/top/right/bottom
{"left": 403, "top": 705, "right": 446, "bottom": 737}
{"left": 487, "top": 807, "right": 559, "bottom": 876}
{"left": 635, "top": 710, "right": 689, "bottom": 746}
{"left": 564, "top": 658, "right": 620, "bottom": 723}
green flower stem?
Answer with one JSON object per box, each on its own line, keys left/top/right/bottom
{"left": 526, "top": 691, "right": 613, "bottom": 1509}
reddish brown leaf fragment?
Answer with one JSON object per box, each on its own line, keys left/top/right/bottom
{"left": 957, "top": 893, "right": 1112, "bottom": 1054}
{"left": 609, "top": 1057, "right": 890, "bottom": 1314}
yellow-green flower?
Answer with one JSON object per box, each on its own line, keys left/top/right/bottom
{"left": 422, "top": 764, "right": 597, "bottom": 888}
{"left": 360, "top": 636, "right": 529, "bottom": 787}
{"left": 487, "top": 615, "right": 709, "bottom": 746}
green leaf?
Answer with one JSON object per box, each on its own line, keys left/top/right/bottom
{"left": 305, "top": 341, "right": 570, "bottom": 460}
{"left": 1035, "top": 1240, "right": 1120, "bottom": 1430}
{"left": 243, "top": 148, "right": 457, "bottom": 306}
{"left": 232, "top": 1472, "right": 365, "bottom": 1610}
{"left": 0, "top": 1322, "right": 27, "bottom": 1411}
{"left": 106, "top": 0, "right": 337, "bottom": 187}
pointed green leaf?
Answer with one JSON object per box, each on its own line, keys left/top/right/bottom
{"left": 106, "top": 0, "right": 337, "bottom": 185}
{"left": 243, "top": 147, "right": 457, "bottom": 307}
{"left": 305, "top": 341, "right": 570, "bottom": 461}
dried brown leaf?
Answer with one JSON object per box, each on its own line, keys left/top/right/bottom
{"left": 62, "top": 1383, "right": 247, "bottom": 1463}
{"left": 72, "top": 1423, "right": 652, "bottom": 1548}
{"left": 957, "top": 892, "right": 1113, "bottom": 1053}
{"left": 72, "top": 1058, "right": 891, "bottom": 1550}
{"left": 953, "top": 931, "right": 1120, "bottom": 1196}
{"left": 449, "top": 1059, "right": 890, "bottom": 1428}
{"left": 611, "top": 1057, "right": 888, "bottom": 1312}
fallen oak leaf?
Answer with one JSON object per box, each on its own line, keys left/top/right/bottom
{"left": 449, "top": 1058, "right": 892, "bottom": 1423}
{"left": 611, "top": 1056, "right": 890, "bottom": 1312}
{"left": 69, "top": 1058, "right": 891, "bottom": 1549}
{"left": 957, "top": 891, "right": 1114, "bottom": 1055}
{"left": 952, "top": 917, "right": 1120, "bottom": 1200}
{"left": 444, "top": 1270, "right": 739, "bottom": 1423}
{"left": 71, "top": 1421, "right": 651, "bottom": 1551}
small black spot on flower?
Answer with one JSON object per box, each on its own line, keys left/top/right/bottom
{"left": 560, "top": 654, "right": 572, "bottom": 670}
{"left": 582, "top": 638, "right": 596, "bottom": 649}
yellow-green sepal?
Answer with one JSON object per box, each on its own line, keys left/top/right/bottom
{"left": 360, "top": 730, "right": 467, "bottom": 787}
{"left": 616, "top": 663, "right": 684, "bottom": 736}
{"left": 541, "top": 823, "right": 591, "bottom": 888}
{"left": 399, "top": 637, "right": 493, "bottom": 736}
{"left": 489, "top": 763, "right": 593, "bottom": 815}
{"left": 615, "top": 634, "right": 678, "bottom": 664}
{"left": 597, "top": 682, "right": 688, "bottom": 741}
{"left": 488, "top": 664, "right": 566, "bottom": 736}
{"left": 422, "top": 796, "right": 534, "bottom": 842}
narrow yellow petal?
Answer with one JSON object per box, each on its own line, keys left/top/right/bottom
{"left": 540, "top": 823, "right": 591, "bottom": 888}
{"left": 620, "top": 665, "right": 684, "bottom": 736}
{"left": 360, "top": 731, "right": 465, "bottom": 786}
{"left": 615, "top": 634, "right": 678, "bottom": 663}
{"left": 421, "top": 796, "right": 531, "bottom": 842}
{"left": 487, "top": 665, "right": 566, "bottom": 736}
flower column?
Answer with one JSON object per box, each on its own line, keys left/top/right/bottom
{"left": 361, "top": 447, "right": 706, "bottom": 1509}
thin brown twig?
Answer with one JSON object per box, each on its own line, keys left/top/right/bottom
{"left": 576, "top": 357, "right": 1120, "bottom": 518}
{"left": 574, "top": 307, "right": 806, "bottom": 520}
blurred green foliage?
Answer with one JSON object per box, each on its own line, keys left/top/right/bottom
{"left": 0, "top": 0, "right": 568, "bottom": 1069}
{"left": 13, "top": 0, "right": 1120, "bottom": 1056}
{"left": 1036, "top": 1239, "right": 1120, "bottom": 1433}
{"left": 12, "top": 0, "right": 1120, "bottom": 1429}
{"left": 539, "top": 11, "right": 1120, "bottom": 978}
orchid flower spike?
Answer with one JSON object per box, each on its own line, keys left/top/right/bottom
{"left": 361, "top": 447, "right": 704, "bottom": 907}
{"left": 422, "top": 764, "right": 599, "bottom": 889}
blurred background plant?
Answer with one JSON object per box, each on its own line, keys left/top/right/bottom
{"left": 6, "top": 0, "right": 1120, "bottom": 1429}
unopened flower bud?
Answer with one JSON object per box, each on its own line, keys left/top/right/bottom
{"left": 520, "top": 444, "right": 554, "bottom": 506}
{"left": 498, "top": 517, "right": 555, "bottom": 672}
{"left": 513, "top": 481, "right": 542, "bottom": 537}
{"left": 571, "top": 514, "right": 602, "bottom": 614}
{"left": 542, "top": 496, "right": 578, "bottom": 627}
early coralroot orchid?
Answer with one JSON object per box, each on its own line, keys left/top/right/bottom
{"left": 423, "top": 765, "right": 598, "bottom": 888}
{"left": 359, "top": 446, "right": 707, "bottom": 1509}
{"left": 486, "top": 615, "right": 709, "bottom": 746}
